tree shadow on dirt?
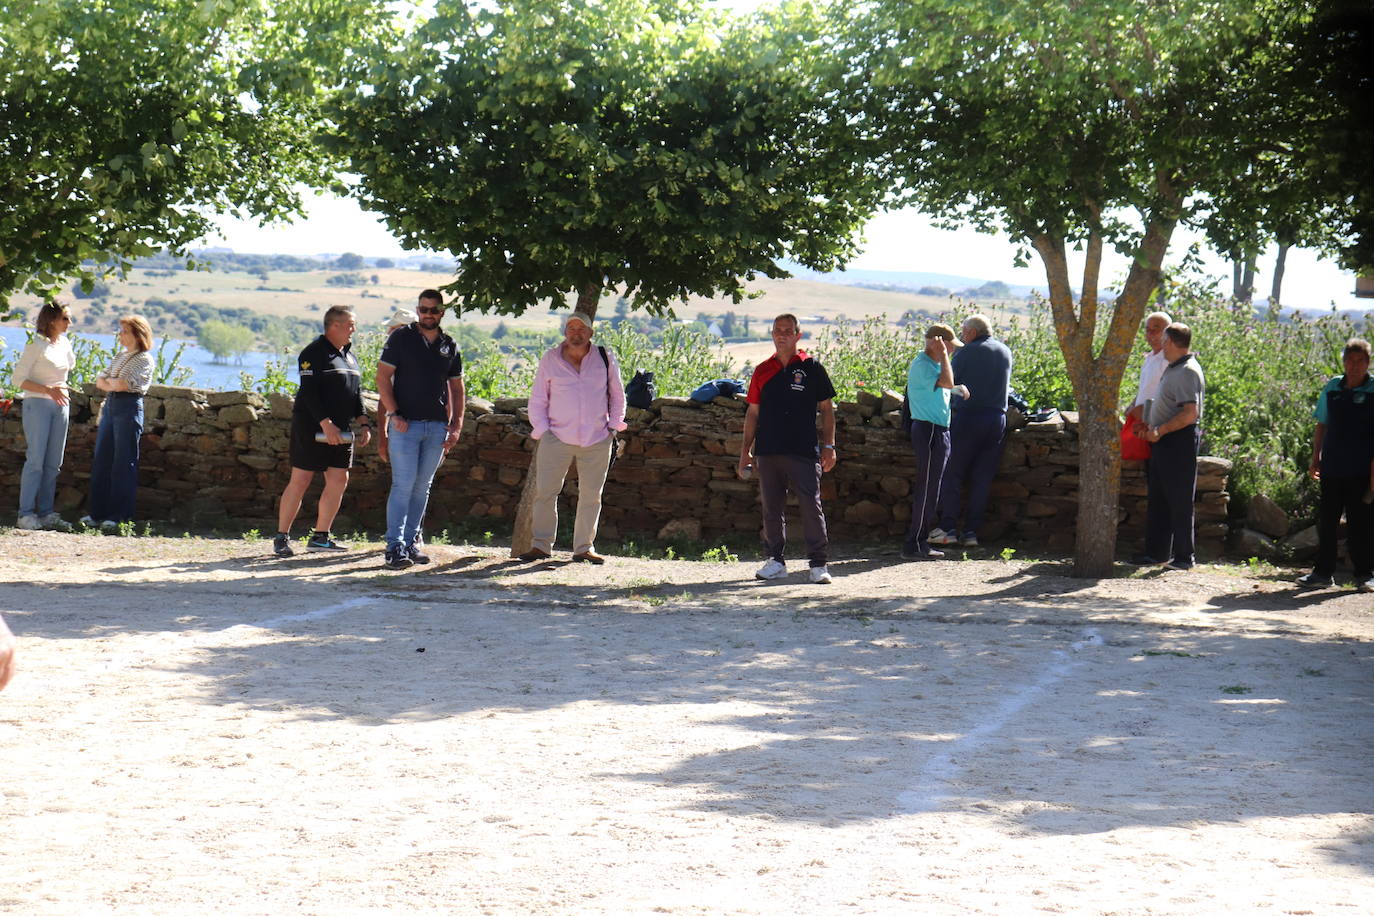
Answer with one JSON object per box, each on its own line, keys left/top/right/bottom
{"left": 8, "top": 550, "right": 1371, "bottom": 870}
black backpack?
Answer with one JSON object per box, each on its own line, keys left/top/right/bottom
{"left": 625, "top": 369, "right": 656, "bottom": 409}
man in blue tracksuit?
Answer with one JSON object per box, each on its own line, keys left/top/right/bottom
{"left": 931, "top": 314, "right": 1013, "bottom": 548}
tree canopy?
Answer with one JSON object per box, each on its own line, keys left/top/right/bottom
{"left": 328, "top": 0, "right": 887, "bottom": 317}
{"left": 843, "top": 0, "right": 1352, "bottom": 574}
{"left": 0, "top": 0, "right": 387, "bottom": 317}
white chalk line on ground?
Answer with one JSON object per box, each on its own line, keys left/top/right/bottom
{"left": 241, "top": 596, "right": 378, "bottom": 631}
{"left": 896, "top": 626, "right": 1104, "bottom": 815}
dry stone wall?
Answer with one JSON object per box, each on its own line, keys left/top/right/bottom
{"left": 0, "top": 385, "right": 1230, "bottom": 556}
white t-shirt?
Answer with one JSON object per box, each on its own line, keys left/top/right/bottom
{"left": 12, "top": 335, "right": 75, "bottom": 399}
{"left": 1133, "top": 348, "right": 1168, "bottom": 407}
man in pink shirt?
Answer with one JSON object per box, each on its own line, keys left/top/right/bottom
{"left": 521, "top": 311, "right": 628, "bottom": 563}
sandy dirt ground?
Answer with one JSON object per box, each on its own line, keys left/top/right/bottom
{"left": 1, "top": 530, "right": 1371, "bottom": 915}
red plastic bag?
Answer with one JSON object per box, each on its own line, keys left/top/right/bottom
{"left": 1120, "top": 418, "right": 1151, "bottom": 461}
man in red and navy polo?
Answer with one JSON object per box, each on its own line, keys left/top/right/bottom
{"left": 737, "top": 314, "right": 838, "bottom": 584}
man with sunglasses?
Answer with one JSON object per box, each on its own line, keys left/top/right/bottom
{"left": 376, "top": 289, "right": 465, "bottom": 570}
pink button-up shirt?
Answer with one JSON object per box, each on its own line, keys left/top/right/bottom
{"left": 528, "top": 343, "right": 628, "bottom": 447}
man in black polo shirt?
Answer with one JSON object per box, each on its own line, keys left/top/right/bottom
{"left": 376, "top": 289, "right": 465, "bottom": 570}
{"left": 737, "top": 313, "right": 838, "bottom": 584}
{"left": 274, "top": 306, "right": 372, "bottom": 557}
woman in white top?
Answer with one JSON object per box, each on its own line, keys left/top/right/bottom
{"left": 82, "top": 314, "right": 155, "bottom": 528}
{"left": 11, "top": 302, "right": 76, "bottom": 530}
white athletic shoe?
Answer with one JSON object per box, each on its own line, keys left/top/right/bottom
{"left": 809, "top": 565, "right": 833, "bottom": 584}
{"left": 16, "top": 514, "right": 41, "bottom": 530}
{"left": 754, "top": 558, "right": 788, "bottom": 580}
{"left": 40, "top": 512, "right": 73, "bottom": 532}
{"left": 928, "top": 527, "right": 956, "bottom": 546}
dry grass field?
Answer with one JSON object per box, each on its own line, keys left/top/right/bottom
{"left": 7, "top": 265, "right": 1000, "bottom": 337}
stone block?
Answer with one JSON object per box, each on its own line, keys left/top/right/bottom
{"left": 879, "top": 476, "right": 909, "bottom": 497}
{"left": 1233, "top": 527, "right": 1278, "bottom": 558}
{"left": 843, "top": 499, "right": 889, "bottom": 526}
{"left": 660, "top": 405, "right": 705, "bottom": 424}
{"left": 1197, "top": 455, "right": 1233, "bottom": 476}
{"left": 237, "top": 454, "right": 278, "bottom": 471}
{"left": 497, "top": 466, "right": 524, "bottom": 486}
{"left": 493, "top": 396, "right": 528, "bottom": 413}
{"left": 880, "top": 388, "right": 903, "bottom": 413}
{"left": 267, "top": 392, "right": 295, "bottom": 419}
{"left": 1280, "top": 524, "right": 1319, "bottom": 560}
{"left": 650, "top": 396, "right": 695, "bottom": 409}
{"left": 207, "top": 390, "right": 266, "bottom": 409}
{"left": 711, "top": 395, "right": 746, "bottom": 410}
{"left": 1247, "top": 493, "right": 1289, "bottom": 538}
{"left": 477, "top": 448, "right": 532, "bottom": 468}
{"left": 163, "top": 397, "right": 202, "bottom": 425}
{"left": 658, "top": 518, "right": 702, "bottom": 541}
{"left": 146, "top": 384, "right": 212, "bottom": 400}
{"left": 625, "top": 406, "right": 655, "bottom": 423}
{"left": 219, "top": 404, "right": 259, "bottom": 426}
{"left": 468, "top": 396, "right": 495, "bottom": 416}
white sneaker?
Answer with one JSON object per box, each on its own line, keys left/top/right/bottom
{"left": 79, "top": 515, "right": 97, "bottom": 527}
{"left": 809, "top": 565, "right": 833, "bottom": 584}
{"left": 16, "top": 514, "right": 41, "bottom": 530}
{"left": 40, "top": 512, "right": 72, "bottom": 532}
{"left": 928, "top": 527, "right": 956, "bottom": 546}
{"left": 754, "top": 558, "right": 788, "bottom": 580}
{"left": 961, "top": 534, "right": 979, "bottom": 547}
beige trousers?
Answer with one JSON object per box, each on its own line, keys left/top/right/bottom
{"left": 531, "top": 433, "right": 614, "bottom": 554}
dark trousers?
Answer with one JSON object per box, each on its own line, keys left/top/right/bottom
{"left": 756, "top": 453, "right": 829, "bottom": 567}
{"left": 89, "top": 394, "right": 144, "bottom": 523}
{"left": 1146, "top": 424, "right": 1199, "bottom": 565}
{"left": 936, "top": 407, "right": 1006, "bottom": 537}
{"left": 905, "top": 420, "right": 950, "bottom": 550}
{"left": 1314, "top": 474, "right": 1373, "bottom": 578}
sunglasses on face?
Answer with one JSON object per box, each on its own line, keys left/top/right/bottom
{"left": 417, "top": 306, "right": 443, "bottom": 315}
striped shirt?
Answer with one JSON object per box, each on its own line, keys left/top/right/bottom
{"left": 99, "top": 350, "right": 154, "bottom": 395}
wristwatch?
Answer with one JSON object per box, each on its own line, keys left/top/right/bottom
{"left": 821, "top": 444, "right": 836, "bottom": 450}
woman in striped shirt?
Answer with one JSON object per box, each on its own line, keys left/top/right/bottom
{"left": 83, "top": 315, "right": 155, "bottom": 528}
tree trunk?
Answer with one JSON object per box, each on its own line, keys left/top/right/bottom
{"left": 1271, "top": 242, "right": 1289, "bottom": 306}
{"left": 1240, "top": 253, "right": 1256, "bottom": 304}
{"left": 1232, "top": 258, "right": 1244, "bottom": 300}
{"left": 510, "top": 280, "right": 602, "bottom": 557}
{"left": 1035, "top": 216, "right": 1174, "bottom": 577}
{"left": 1072, "top": 389, "right": 1123, "bottom": 577}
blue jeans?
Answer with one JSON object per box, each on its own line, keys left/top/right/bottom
{"left": 386, "top": 420, "right": 447, "bottom": 550}
{"left": 89, "top": 394, "right": 144, "bottom": 523}
{"left": 19, "top": 397, "right": 70, "bottom": 517}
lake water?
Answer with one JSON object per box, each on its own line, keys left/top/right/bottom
{"left": 0, "top": 326, "right": 280, "bottom": 392}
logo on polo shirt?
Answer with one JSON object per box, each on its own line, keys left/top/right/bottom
{"left": 791, "top": 369, "right": 806, "bottom": 391}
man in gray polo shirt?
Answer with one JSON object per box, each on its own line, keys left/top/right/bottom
{"left": 1140, "top": 323, "right": 1206, "bottom": 570}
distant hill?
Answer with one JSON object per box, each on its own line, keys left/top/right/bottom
{"left": 780, "top": 262, "right": 1042, "bottom": 299}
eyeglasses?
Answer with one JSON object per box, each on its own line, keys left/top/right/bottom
{"left": 416, "top": 306, "right": 443, "bottom": 315}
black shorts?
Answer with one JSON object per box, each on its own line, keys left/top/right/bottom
{"left": 289, "top": 415, "right": 354, "bottom": 471}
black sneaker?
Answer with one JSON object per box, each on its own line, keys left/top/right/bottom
{"left": 901, "top": 544, "right": 944, "bottom": 560}
{"left": 307, "top": 532, "right": 346, "bottom": 552}
{"left": 273, "top": 533, "right": 295, "bottom": 558}
{"left": 1296, "top": 570, "right": 1334, "bottom": 588}
{"left": 408, "top": 540, "right": 431, "bottom": 564}
{"left": 384, "top": 545, "right": 413, "bottom": 570}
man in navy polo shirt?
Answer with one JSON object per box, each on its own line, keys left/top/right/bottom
{"left": 931, "top": 313, "right": 1013, "bottom": 549}
{"left": 273, "top": 305, "right": 372, "bottom": 558}
{"left": 376, "top": 289, "right": 465, "bottom": 570}
{"left": 737, "top": 314, "right": 838, "bottom": 584}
